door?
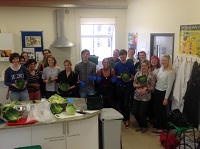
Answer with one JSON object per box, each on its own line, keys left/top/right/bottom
{"left": 150, "top": 33, "right": 174, "bottom": 61}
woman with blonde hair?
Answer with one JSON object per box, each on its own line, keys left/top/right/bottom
{"left": 57, "top": 59, "right": 78, "bottom": 97}
{"left": 132, "top": 60, "right": 155, "bottom": 133}
{"left": 152, "top": 54, "right": 175, "bottom": 134}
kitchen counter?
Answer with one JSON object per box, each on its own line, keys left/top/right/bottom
{"left": 0, "top": 98, "right": 101, "bottom": 149}
{"left": 0, "top": 109, "right": 101, "bottom": 130}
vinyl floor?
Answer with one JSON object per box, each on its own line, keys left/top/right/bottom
{"left": 121, "top": 114, "right": 163, "bottom": 149}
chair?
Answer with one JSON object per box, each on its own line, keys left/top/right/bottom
{"left": 166, "top": 122, "right": 196, "bottom": 149}
{"left": 14, "top": 145, "right": 42, "bottom": 149}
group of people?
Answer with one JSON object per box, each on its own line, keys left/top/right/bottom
{"left": 4, "top": 47, "right": 175, "bottom": 134}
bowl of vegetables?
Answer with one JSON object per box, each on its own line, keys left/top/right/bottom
{"left": 49, "top": 94, "right": 68, "bottom": 113}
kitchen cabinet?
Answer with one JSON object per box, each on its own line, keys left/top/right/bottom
{"left": 31, "top": 123, "right": 66, "bottom": 149}
{"left": 0, "top": 110, "right": 100, "bottom": 149}
{"left": 66, "top": 116, "right": 98, "bottom": 149}
{"left": 0, "top": 127, "right": 32, "bottom": 149}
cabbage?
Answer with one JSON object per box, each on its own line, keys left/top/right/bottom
{"left": 66, "top": 105, "right": 76, "bottom": 115}
{"left": 48, "top": 76, "right": 54, "bottom": 83}
{"left": 137, "top": 75, "right": 147, "bottom": 84}
{"left": 58, "top": 81, "right": 69, "bottom": 91}
{"left": 121, "top": 72, "right": 130, "bottom": 81}
{"left": 50, "top": 103, "right": 63, "bottom": 114}
{"left": 3, "top": 107, "right": 19, "bottom": 122}
{"left": 49, "top": 94, "right": 67, "bottom": 103}
{"left": 15, "top": 78, "right": 26, "bottom": 89}
{"left": 2, "top": 101, "right": 20, "bottom": 114}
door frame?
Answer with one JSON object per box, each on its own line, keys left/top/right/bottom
{"left": 150, "top": 33, "right": 175, "bottom": 61}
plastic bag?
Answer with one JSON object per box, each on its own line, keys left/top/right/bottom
{"left": 27, "top": 100, "right": 56, "bottom": 123}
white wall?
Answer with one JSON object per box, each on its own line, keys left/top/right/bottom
{"left": 126, "top": 0, "right": 200, "bottom": 60}
{"left": 0, "top": 7, "right": 126, "bottom": 80}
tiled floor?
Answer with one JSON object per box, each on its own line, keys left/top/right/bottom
{"left": 121, "top": 115, "right": 163, "bottom": 149}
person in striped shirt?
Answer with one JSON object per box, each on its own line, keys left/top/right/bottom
{"left": 27, "top": 59, "right": 42, "bottom": 100}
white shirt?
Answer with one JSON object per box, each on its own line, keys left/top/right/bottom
{"left": 155, "top": 67, "right": 176, "bottom": 99}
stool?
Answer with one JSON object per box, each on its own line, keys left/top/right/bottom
{"left": 167, "top": 122, "right": 196, "bottom": 149}
{"left": 14, "top": 145, "right": 42, "bottom": 149}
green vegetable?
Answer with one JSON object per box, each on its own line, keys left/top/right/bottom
{"left": 49, "top": 94, "right": 67, "bottom": 103}
{"left": 15, "top": 78, "right": 26, "bottom": 89}
{"left": 3, "top": 107, "right": 19, "bottom": 122}
{"left": 137, "top": 75, "right": 147, "bottom": 84}
{"left": 121, "top": 72, "right": 130, "bottom": 81}
{"left": 50, "top": 103, "right": 63, "bottom": 114}
{"left": 48, "top": 76, "right": 54, "bottom": 83}
{"left": 66, "top": 104, "right": 76, "bottom": 115}
{"left": 109, "top": 61, "right": 115, "bottom": 68}
{"left": 2, "top": 101, "right": 20, "bottom": 114}
{"left": 59, "top": 81, "right": 69, "bottom": 91}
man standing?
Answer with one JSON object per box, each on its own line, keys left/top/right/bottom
{"left": 107, "top": 49, "right": 120, "bottom": 68}
{"left": 75, "top": 49, "right": 96, "bottom": 98}
{"left": 127, "top": 47, "right": 139, "bottom": 65}
{"left": 114, "top": 49, "right": 136, "bottom": 128}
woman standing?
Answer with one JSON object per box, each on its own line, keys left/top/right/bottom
{"left": 148, "top": 55, "right": 161, "bottom": 121}
{"left": 135, "top": 51, "right": 147, "bottom": 72}
{"left": 150, "top": 55, "right": 161, "bottom": 76}
{"left": 27, "top": 59, "right": 42, "bottom": 100}
{"left": 42, "top": 55, "right": 61, "bottom": 99}
{"left": 152, "top": 54, "right": 175, "bottom": 133}
{"left": 57, "top": 60, "right": 78, "bottom": 97}
{"left": 132, "top": 60, "right": 155, "bottom": 133}
{"left": 96, "top": 58, "right": 116, "bottom": 108}
{"left": 4, "top": 53, "right": 29, "bottom": 101}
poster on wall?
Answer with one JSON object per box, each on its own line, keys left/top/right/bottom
{"left": 21, "top": 31, "right": 43, "bottom": 59}
{"left": 0, "top": 33, "right": 14, "bottom": 61}
{"left": 0, "top": 50, "right": 12, "bottom": 61}
{"left": 128, "top": 33, "right": 138, "bottom": 50}
{"left": 179, "top": 25, "right": 200, "bottom": 57}
{"left": 35, "top": 51, "right": 43, "bottom": 62}
{"left": 23, "top": 48, "right": 35, "bottom": 59}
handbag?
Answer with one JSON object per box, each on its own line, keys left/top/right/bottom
{"left": 168, "top": 109, "right": 190, "bottom": 127}
{"left": 160, "top": 133, "right": 179, "bottom": 149}
{"left": 86, "top": 93, "right": 103, "bottom": 110}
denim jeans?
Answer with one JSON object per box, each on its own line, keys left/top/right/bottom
{"left": 10, "top": 90, "right": 30, "bottom": 101}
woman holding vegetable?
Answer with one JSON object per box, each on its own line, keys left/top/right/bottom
{"left": 42, "top": 55, "right": 61, "bottom": 99}
{"left": 132, "top": 60, "right": 155, "bottom": 133}
{"left": 4, "top": 53, "right": 29, "bottom": 101}
{"left": 57, "top": 59, "right": 78, "bottom": 97}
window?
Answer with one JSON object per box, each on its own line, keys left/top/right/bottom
{"left": 80, "top": 18, "right": 115, "bottom": 61}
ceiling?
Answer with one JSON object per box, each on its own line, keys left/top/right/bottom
{"left": 0, "top": 0, "right": 128, "bottom": 8}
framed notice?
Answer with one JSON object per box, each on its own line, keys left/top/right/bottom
{"left": 179, "top": 25, "right": 200, "bottom": 57}
{"left": 21, "top": 31, "right": 43, "bottom": 59}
